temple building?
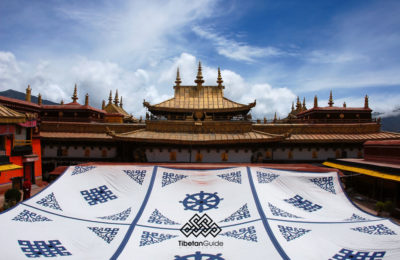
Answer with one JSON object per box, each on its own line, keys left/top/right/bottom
{"left": 0, "top": 62, "right": 399, "bottom": 172}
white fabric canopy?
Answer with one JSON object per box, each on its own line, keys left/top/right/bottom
{"left": 0, "top": 165, "right": 399, "bottom": 259}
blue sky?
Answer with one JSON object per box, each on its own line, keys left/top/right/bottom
{"left": 1, "top": 0, "right": 399, "bottom": 118}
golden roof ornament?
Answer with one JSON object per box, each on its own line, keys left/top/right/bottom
{"left": 302, "top": 97, "right": 307, "bottom": 111}
{"left": 314, "top": 95, "right": 318, "bottom": 108}
{"left": 26, "top": 85, "right": 32, "bottom": 102}
{"left": 72, "top": 84, "right": 78, "bottom": 103}
{"left": 343, "top": 102, "right": 346, "bottom": 108}
{"left": 217, "top": 67, "right": 224, "bottom": 88}
{"left": 102, "top": 100, "right": 106, "bottom": 110}
{"left": 38, "top": 93, "right": 42, "bottom": 105}
{"left": 85, "top": 93, "right": 89, "bottom": 106}
{"left": 291, "top": 102, "right": 294, "bottom": 112}
{"left": 194, "top": 61, "right": 204, "bottom": 88}
{"left": 364, "top": 94, "right": 369, "bottom": 108}
{"left": 120, "top": 96, "right": 123, "bottom": 108}
{"left": 296, "top": 96, "right": 301, "bottom": 111}
{"left": 108, "top": 90, "right": 112, "bottom": 104}
{"left": 175, "top": 67, "right": 181, "bottom": 87}
{"left": 114, "top": 89, "right": 119, "bottom": 105}
{"left": 273, "top": 112, "right": 277, "bottom": 122}
{"left": 328, "top": 90, "right": 334, "bottom": 107}
{"left": 60, "top": 99, "right": 64, "bottom": 105}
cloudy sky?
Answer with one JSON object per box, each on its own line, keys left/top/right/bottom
{"left": 1, "top": 0, "right": 399, "bottom": 118}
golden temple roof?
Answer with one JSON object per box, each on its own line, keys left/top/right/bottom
{"left": 144, "top": 86, "right": 255, "bottom": 113}
{"left": 0, "top": 104, "right": 26, "bottom": 123}
{"left": 109, "top": 128, "right": 284, "bottom": 145}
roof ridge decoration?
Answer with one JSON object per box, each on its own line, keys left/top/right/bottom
{"left": 114, "top": 90, "right": 119, "bottom": 106}
{"left": 72, "top": 84, "right": 78, "bottom": 103}
{"left": 194, "top": 61, "right": 204, "bottom": 88}
{"left": 175, "top": 67, "right": 181, "bottom": 87}
{"left": 108, "top": 90, "right": 112, "bottom": 105}
{"left": 217, "top": 67, "right": 224, "bottom": 89}
{"left": 328, "top": 90, "right": 334, "bottom": 107}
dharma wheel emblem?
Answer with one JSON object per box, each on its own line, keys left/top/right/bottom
{"left": 180, "top": 191, "right": 222, "bottom": 213}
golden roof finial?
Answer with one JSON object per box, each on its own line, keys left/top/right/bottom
{"left": 72, "top": 84, "right": 78, "bottom": 103}
{"left": 296, "top": 96, "right": 301, "bottom": 111}
{"left": 364, "top": 94, "right": 369, "bottom": 108}
{"left": 60, "top": 99, "right": 64, "bottom": 105}
{"left": 194, "top": 61, "right": 204, "bottom": 87}
{"left": 120, "top": 96, "right": 123, "bottom": 108}
{"left": 175, "top": 67, "right": 181, "bottom": 87}
{"left": 26, "top": 85, "right": 32, "bottom": 102}
{"left": 302, "top": 97, "right": 307, "bottom": 111}
{"left": 328, "top": 90, "right": 334, "bottom": 107}
{"left": 343, "top": 102, "right": 346, "bottom": 108}
{"left": 217, "top": 67, "right": 224, "bottom": 88}
{"left": 108, "top": 90, "right": 112, "bottom": 104}
{"left": 114, "top": 89, "right": 119, "bottom": 105}
{"left": 273, "top": 112, "right": 277, "bottom": 122}
{"left": 38, "top": 93, "right": 42, "bottom": 105}
{"left": 85, "top": 93, "right": 89, "bottom": 106}
{"left": 102, "top": 100, "right": 106, "bottom": 110}
{"left": 291, "top": 101, "right": 294, "bottom": 111}
{"left": 314, "top": 95, "right": 318, "bottom": 108}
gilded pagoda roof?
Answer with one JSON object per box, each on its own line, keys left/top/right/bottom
{"left": 0, "top": 104, "right": 26, "bottom": 123}
{"left": 109, "top": 128, "right": 284, "bottom": 145}
{"left": 144, "top": 86, "right": 255, "bottom": 113}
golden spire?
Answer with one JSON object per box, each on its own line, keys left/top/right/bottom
{"left": 273, "top": 112, "right": 277, "bottom": 122}
{"left": 194, "top": 61, "right": 204, "bottom": 87}
{"left": 120, "top": 96, "right": 123, "bottom": 108}
{"left": 364, "top": 94, "right": 369, "bottom": 108}
{"left": 302, "top": 97, "right": 307, "bottom": 110}
{"left": 328, "top": 90, "right": 334, "bottom": 107}
{"left": 60, "top": 99, "right": 64, "bottom": 105}
{"left": 296, "top": 96, "right": 301, "bottom": 111}
{"left": 38, "top": 93, "right": 42, "bottom": 105}
{"left": 314, "top": 95, "right": 318, "bottom": 108}
{"left": 108, "top": 90, "right": 112, "bottom": 104}
{"left": 175, "top": 67, "right": 181, "bottom": 87}
{"left": 114, "top": 89, "right": 119, "bottom": 105}
{"left": 72, "top": 84, "right": 78, "bottom": 103}
{"left": 343, "top": 102, "right": 346, "bottom": 108}
{"left": 85, "top": 93, "right": 89, "bottom": 106}
{"left": 291, "top": 101, "right": 294, "bottom": 112}
{"left": 25, "top": 85, "right": 32, "bottom": 102}
{"left": 217, "top": 67, "right": 224, "bottom": 88}
{"left": 102, "top": 100, "right": 106, "bottom": 110}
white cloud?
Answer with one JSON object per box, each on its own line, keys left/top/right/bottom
{"left": 192, "top": 26, "right": 284, "bottom": 62}
{"left": 0, "top": 52, "right": 22, "bottom": 90}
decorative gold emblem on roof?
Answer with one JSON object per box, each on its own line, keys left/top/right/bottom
{"left": 72, "top": 84, "right": 78, "bottom": 103}
{"left": 328, "top": 90, "right": 334, "bottom": 107}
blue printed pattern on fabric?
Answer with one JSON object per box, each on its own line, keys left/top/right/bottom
{"left": 175, "top": 252, "right": 225, "bottom": 260}
{"left": 256, "top": 171, "right": 279, "bottom": 183}
{"left": 278, "top": 225, "right": 311, "bottom": 241}
{"left": 12, "top": 210, "right": 52, "bottom": 222}
{"left": 345, "top": 214, "right": 367, "bottom": 222}
{"left": 88, "top": 227, "right": 119, "bottom": 244}
{"left": 71, "top": 166, "right": 96, "bottom": 176}
{"left": 180, "top": 191, "right": 222, "bottom": 213}
{"left": 330, "top": 248, "right": 385, "bottom": 260}
{"left": 36, "top": 192, "right": 62, "bottom": 211}
{"left": 148, "top": 209, "right": 180, "bottom": 225}
{"left": 123, "top": 169, "right": 146, "bottom": 185}
{"left": 268, "top": 203, "right": 301, "bottom": 218}
{"left": 219, "top": 226, "right": 258, "bottom": 242}
{"left": 80, "top": 185, "right": 117, "bottom": 206}
{"left": 217, "top": 171, "right": 241, "bottom": 184}
{"left": 139, "top": 231, "right": 178, "bottom": 246}
{"left": 98, "top": 207, "right": 132, "bottom": 221}
{"left": 309, "top": 176, "right": 336, "bottom": 194}
{"left": 284, "top": 195, "right": 322, "bottom": 212}
{"left": 162, "top": 172, "right": 187, "bottom": 187}
{"left": 219, "top": 204, "right": 250, "bottom": 223}
{"left": 351, "top": 224, "right": 396, "bottom": 235}
{"left": 18, "top": 240, "right": 71, "bottom": 258}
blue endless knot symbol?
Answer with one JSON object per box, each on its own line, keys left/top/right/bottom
{"left": 284, "top": 195, "right": 322, "bottom": 212}
{"left": 18, "top": 240, "right": 71, "bottom": 258}
{"left": 180, "top": 191, "right": 222, "bottom": 213}
{"left": 80, "top": 185, "right": 117, "bottom": 206}
{"left": 330, "top": 248, "right": 386, "bottom": 260}
{"left": 175, "top": 251, "right": 225, "bottom": 260}
{"left": 180, "top": 213, "right": 221, "bottom": 238}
